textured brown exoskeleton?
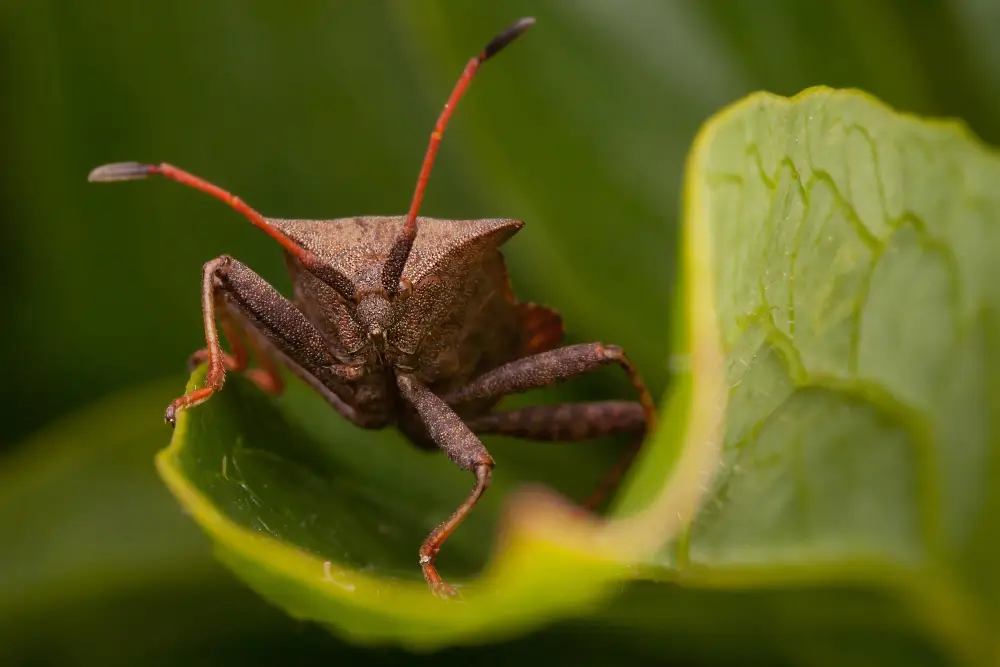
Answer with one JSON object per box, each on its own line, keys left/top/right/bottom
{"left": 88, "top": 17, "right": 656, "bottom": 597}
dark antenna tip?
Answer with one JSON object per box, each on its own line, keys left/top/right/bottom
{"left": 88, "top": 161, "right": 153, "bottom": 183}
{"left": 482, "top": 17, "right": 536, "bottom": 61}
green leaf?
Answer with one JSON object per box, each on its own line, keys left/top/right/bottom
{"left": 0, "top": 381, "right": 684, "bottom": 666}
{"left": 623, "top": 86, "right": 1000, "bottom": 665}
{"left": 0, "top": 380, "right": 318, "bottom": 665}
{"left": 157, "top": 87, "right": 1000, "bottom": 663}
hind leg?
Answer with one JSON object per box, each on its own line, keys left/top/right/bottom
{"left": 466, "top": 400, "right": 646, "bottom": 509}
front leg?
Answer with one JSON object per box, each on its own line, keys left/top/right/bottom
{"left": 396, "top": 373, "right": 494, "bottom": 599}
{"left": 165, "top": 254, "right": 363, "bottom": 425}
{"left": 186, "top": 297, "right": 285, "bottom": 397}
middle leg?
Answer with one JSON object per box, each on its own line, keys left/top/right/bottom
{"left": 444, "top": 343, "right": 658, "bottom": 509}
{"left": 444, "top": 343, "right": 657, "bottom": 432}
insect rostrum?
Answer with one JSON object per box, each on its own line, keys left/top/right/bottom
{"left": 89, "top": 17, "right": 656, "bottom": 598}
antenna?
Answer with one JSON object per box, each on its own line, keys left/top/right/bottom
{"left": 380, "top": 17, "right": 536, "bottom": 295}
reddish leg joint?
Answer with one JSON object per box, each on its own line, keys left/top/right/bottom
{"left": 600, "top": 345, "right": 658, "bottom": 433}
{"left": 187, "top": 309, "right": 285, "bottom": 397}
{"left": 164, "top": 257, "right": 231, "bottom": 426}
{"left": 419, "top": 461, "right": 493, "bottom": 598}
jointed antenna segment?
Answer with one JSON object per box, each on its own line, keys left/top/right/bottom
{"left": 89, "top": 161, "right": 356, "bottom": 300}
{"left": 380, "top": 17, "right": 535, "bottom": 294}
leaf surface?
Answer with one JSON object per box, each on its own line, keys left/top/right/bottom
{"left": 0, "top": 381, "right": 310, "bottom": 665}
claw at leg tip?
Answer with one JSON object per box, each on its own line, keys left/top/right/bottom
{"left": 431, "top": 582, "right": 461, "bottom": 600}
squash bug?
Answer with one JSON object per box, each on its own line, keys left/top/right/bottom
{"left": 89, "top": 17, "right": 656, "bottom": 597}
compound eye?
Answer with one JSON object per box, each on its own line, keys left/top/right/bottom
{"left": 396, "top": 277, "right": 413, "bottom": 302}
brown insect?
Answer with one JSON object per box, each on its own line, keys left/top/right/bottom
{"left": 89, "top": 17, "right": 656, "bottom": 597}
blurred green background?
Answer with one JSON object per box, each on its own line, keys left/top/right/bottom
{"left": 3, "top": 0, "right": 999, "bottom": 665}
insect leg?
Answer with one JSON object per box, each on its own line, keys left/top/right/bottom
{"left": 396, "top": 373, "right": 494, "bottom": 598}
{"left": 445, "top": 343, "right": 657, "bottom": 432}
{"left": 164, "top": 254, "right": 363, "bottom": 426}
{"left": 466, "top": 400, "right": 645, "bottom": 441}
{"left": 444, "top": 343, "right": 658, "bottom": 510}
{"left": 187, "top": 303, "right": 284, "bottom": 396}
{"left": 465, "top": 401, "right": 646, "bottom": 510}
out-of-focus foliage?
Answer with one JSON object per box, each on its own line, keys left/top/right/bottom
{"left": 2, "top": 1, "right": 999, "bottom": 666}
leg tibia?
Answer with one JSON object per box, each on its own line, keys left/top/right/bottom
{"left": 164, "top": 257, "right": 232, "bottom": 424}
{"left": 396, "top": 373, "right": 494, "bottom": 598}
